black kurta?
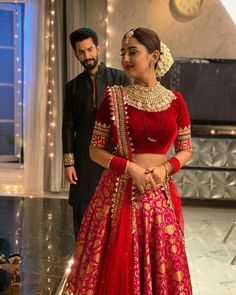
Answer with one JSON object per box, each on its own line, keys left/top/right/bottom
{"left": 62, "top": 63, "right": 130, "bottom": 209}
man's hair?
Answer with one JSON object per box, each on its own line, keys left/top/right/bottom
{"left": 70, "top": 27, "right": 99, "bottom": 51}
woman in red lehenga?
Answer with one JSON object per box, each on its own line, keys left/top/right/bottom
{"left": 63, "top": 28, "right": 192, "bottom": 295}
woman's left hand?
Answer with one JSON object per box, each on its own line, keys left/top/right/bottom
{"left": 146, "top": 164, "right": 166, "bottom": 187}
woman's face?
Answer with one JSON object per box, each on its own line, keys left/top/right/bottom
{"left": 120, "top": 37, "right": 158, "bottom": 80}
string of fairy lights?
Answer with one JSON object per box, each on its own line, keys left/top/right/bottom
{"left": 45, "top": 3, "right": 56, "bottom": 291}
{"left": 14, "top": 0, "right": 23, "bottom": 164}
{"left": 46, "top": 0, "right": 56, "bottom": 161}
{"left": 105, "top": 0, "right": 114, "bottom": 67}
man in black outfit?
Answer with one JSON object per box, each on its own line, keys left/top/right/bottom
{"left": 0, "top": 238, "right": 21, "bottom": 294}
{"left": 62, "top": 27, "right": 130, "bottom": 240}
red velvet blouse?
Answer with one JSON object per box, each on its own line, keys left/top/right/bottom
{"left": 91, "top": 88, "right": 192, "bottom": 155}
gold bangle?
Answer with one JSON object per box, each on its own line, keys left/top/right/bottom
{"left": 167, "top": 160, "right": 174, "bottom": 175}
{"left": 163, "top": 162, "right": 168, "bottom": 178}
{"left": 163, "top": 161, "right": 172, "bottom": 178}
{"left": 107, "top": 156, "right": 114, "bottom": 169}
{"left": 125, "top": 160, "right": 129, "bottom": 174}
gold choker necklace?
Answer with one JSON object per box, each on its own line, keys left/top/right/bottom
{"left": 124, "top": 82, "right": 176, "bottom": 112}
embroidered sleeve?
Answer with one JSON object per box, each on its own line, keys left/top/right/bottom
{"left": 90, "top": 92, "right": 111, "bottom": 149}
{"left": 63, "top": 153, "right": 74, "bottom": 167}
{"left": 173, "top": 91, "right": 192, "bottom": 153}
{"left": 174, "top": 126, "right": 192, "bottom": 153}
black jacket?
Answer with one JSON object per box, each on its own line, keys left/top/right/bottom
{"left": 62, "top": 63, "right": 130, "bottom": 207}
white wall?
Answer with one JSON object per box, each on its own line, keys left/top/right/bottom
{"left": 105, "top": 0, "right": 236, "bottom": 68}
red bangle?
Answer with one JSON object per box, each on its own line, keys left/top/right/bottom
{"left": 109, "top": 156, "right": 128, "bottom": 175}
{"left": 168, "top": 156, "right": 181, "bottom": 174}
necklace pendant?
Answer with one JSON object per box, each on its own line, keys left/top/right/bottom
{"left": 147, "top": 137, "right": 158, "bottom": 142}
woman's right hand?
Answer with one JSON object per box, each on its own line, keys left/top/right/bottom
{"left": 127, "top": 161, "right": 156, "bottom": 193}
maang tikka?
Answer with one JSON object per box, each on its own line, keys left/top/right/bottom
{"left": 124, "top": 29, "right": 135, "bottom": 43}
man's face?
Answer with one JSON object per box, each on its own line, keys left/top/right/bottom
{"left": 74, "top": 37, "right": 100, "bottom": 71}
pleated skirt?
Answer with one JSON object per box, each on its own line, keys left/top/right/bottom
{"left": 64, "top": 169, "right": 192, "bottom": 295}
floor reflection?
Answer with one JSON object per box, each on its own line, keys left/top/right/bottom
{"left": 1, "top": 196, "right": 236, "bottom": 295}
{"left": 0, "top": 196, "right": 74, "bottom": 295}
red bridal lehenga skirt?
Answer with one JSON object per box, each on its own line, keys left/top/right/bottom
{"left": 63, "top": 170, "right": 192, "bottom": 295}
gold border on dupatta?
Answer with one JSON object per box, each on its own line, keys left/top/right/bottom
{"left": 107, "top": 86, "right": 138, "bottom": 234}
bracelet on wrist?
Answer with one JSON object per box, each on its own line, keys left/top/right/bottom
{"left": 109, "top": 156, "right": 128, "bottom": 176}
{"left": 125, "top": 160, "right": 130, "bottom": 174}
{"left": 168, "top": 156, "right": 181, "bottom": 174}
{"left": 162, "top": 161, "right": 169, "bottom": 178}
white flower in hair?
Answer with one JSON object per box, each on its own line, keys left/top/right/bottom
{"left": 156, "top": 42, "right": 174, "bottom": 77}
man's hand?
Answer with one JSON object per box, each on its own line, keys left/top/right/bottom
{"left": 65, "top": 166, "right": 78, "bottom": 184}
{"left": 1, "top": 263, "right": 19, "bottom": 276}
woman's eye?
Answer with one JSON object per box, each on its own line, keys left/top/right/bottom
{"left": 129, "top": 51, "right": 137, "bottom": 55}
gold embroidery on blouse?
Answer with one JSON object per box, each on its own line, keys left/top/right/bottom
{"left": 91, "top": 121, "right": 110, "bottom": 149}
{"left": 63, "top": 153, "right": 74, "bottom": 166}
{"left": 175, "top": 126, "right": 192, "bottom": 153}
{"left": 124, "top": 82, "right": 176, "bottom": 112}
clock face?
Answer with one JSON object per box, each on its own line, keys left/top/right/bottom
{"left": 171, "top": 0, "right": 204, "bottom": 20}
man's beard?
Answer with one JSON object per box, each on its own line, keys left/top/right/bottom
{"left": 81, "top": 56, "right": 99, "bottom": 71}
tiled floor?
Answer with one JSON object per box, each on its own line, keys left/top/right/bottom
{"left": 184, "top": 207, "right": 236, "bottom": 295}
{"left": 0, "top": 195, "right": 236, "bottom": 295}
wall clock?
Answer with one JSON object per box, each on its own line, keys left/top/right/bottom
{"left": 170, "top": 0, "right": 204, "bottom": 20}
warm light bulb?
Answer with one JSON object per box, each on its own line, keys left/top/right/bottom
{"left": 107, "top": 5, "right": 113, "bottom": 12}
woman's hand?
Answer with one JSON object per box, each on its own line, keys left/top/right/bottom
{"left": 146, "top": 164, "right": 166, "bottom": 186}
{"left": 127, "top": 162, "right": 157, "bottom": 193}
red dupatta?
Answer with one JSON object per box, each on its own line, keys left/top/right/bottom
{"left": 97, "top": 86, "right": 135, "bottom": 295}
